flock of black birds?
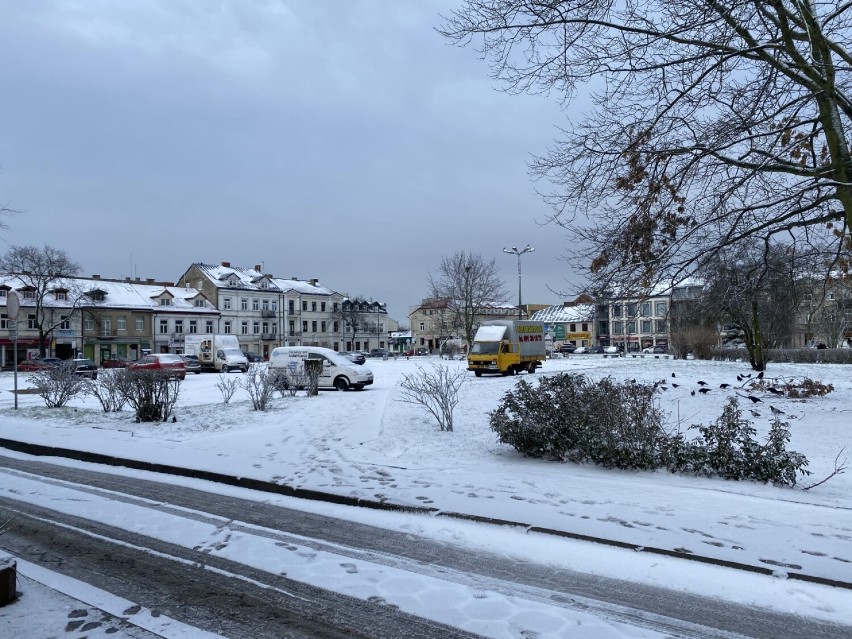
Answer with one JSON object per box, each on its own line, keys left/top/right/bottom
{"left": 650, "top": 369, "right": 788, "bottom": 417}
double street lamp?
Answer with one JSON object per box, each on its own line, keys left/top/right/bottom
{"left": 503, "top": 244, "right": 534, "bottom": 319}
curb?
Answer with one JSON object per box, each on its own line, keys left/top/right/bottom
{"left": 1, "top": 437, "right": 849, "bottom": 592}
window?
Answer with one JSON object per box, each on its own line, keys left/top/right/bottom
{"left": 159, "top": 298, "right": 171, "bottom": 306}
{"left": 223, "top": 298, "right": 232, "bottom": 310}
{"left": 302, "top": 320, "right": 308, "bottom": 332}
{"left": 55, "top": 291, "right": 67, "bottom": 301}
{"left": 613, "top": 305, "right": 622, "bottom": 318}
{"left": 206, "top": 320, "right": 214, "bottom": 333}
{"left": 641, "top": 320, "right": 652, "bottom": 333}
{"left": 627, "top": 320, "right": 636, "bottom": 334}
{"left": 241, "top": 298, "right": 248, "bottom": 311}
{"left": 570, "top": 323, "right": 576, "bottom": 332}
{"left": 224, "top": 321, "right": 232, "bottom": 334}
{"left": 271, "top": 323, "right": 278, "bottom": 334}
{"left": 252, "top": 299, "right": 259, "bottom": 311}
{"left": 159, "top": 319, "right": 169, "bottom": 334}
{"left": 85, "top": 317, "right": 94, "bottom": 331}
{"left": 599, "top": 320, "right": 608, "bottom": 335}
{"left": 420, "top": 322, "right": 426, "bottom": 331}
{"left": 641, "top": 302, "right": 651, "bottom": 317}
{"left": 136, "top": 318, "right": 144, "bottom": 332}
{"left": 102, "top": 318, "right": 112, "bottom": 334}
{"left": 655, "top": 301, "right": 667, "bottom": 316}
{"left": 241, "top": 321, "right": 249, "bottom": 335}
{"left": 271, "top": 300, "right": 277, "bottom": 311}
{"left": 333, "top": 321, "right": 338, "bottom": 332}
{"left": 311, "top": 320, "right": 317, "bottom": 332}
{"left": 194, "top": 299, "right": 206, "bottom": 307}
{"left": 321, "top": 321, "right": 326, "bottom": 332}
{"left": 655, "top": 319, "right": 667, "bottom": 333}
{"left": 262, "top": 299, "right": 269, "bottom": 310}
{"left": 0, "top": 313, "right": 6, "bottom": 329}
{"left": 0, "top": 290, "right": 5, "bottom": 299}
{"left": 612, "top": 321, "right": 623, "bottom": 335}
{"left": 289, "top": 300, "right": 295, "bottom": 314}
{"left": 311, "top": 301, "right": 317, "bottom": 312}
{"left": 117, "top": 316, "right": 126, "bottom": 331}
{"left": 262, "top": 322, "right": 269, "bottom": 334}
{"left": 627, "top": 303, "right": 637, "bottom": 317}
{"left": 60, "top": 315, "right": 71, "bottom": 330}
{"left": 302, "top": 301, "right": 307, "bottom": 311}
{"left": 289, "top": 320, "right": 295, "bottom": 334}
{"left": 321, "top": 302, "right": 326, "bottom": 312}
{"left": 253, "top": 321, "right": 260, "bottom": 334}
{"left": 189, "top": 320, "right": 197, "bottom": 334}
{"left": 174, "top": 320, "right": 183, "bottom": 334}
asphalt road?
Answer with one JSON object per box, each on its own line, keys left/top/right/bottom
{"left": 1, "top": 455, "right": 849, "bottom": 639}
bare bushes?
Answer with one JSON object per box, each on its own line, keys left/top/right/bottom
{"left": 397, "top": 363, "right": 466, "bottom": 431}
{"left": 241, "top": 364, "right": 275, "bottom": 411}
{"left": 86, "top": 369, "right": 126, "bottom": 412}
{"left": 490, "top": 374, "right": 812, "bottom": 486}
{"left": 117, "top": 369, "right": 181, "bottom": 422}
{"left": 27, "top": 366, "right": 86, "bottom": 408}
{"left": 215, "top": 374, "right": 240, "bottom": 404}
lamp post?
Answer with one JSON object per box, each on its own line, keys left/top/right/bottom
{"left": 374, "top": 301, "right": 383, "bottom": 351}
{"left": 503, "top": 244, "right": 534, "bottom": 320}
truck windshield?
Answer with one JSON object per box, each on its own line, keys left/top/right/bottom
{"left": 471, "top": 342, "right": 499, "bottom": 355}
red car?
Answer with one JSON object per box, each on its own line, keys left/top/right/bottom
{"left": 17, "top": 357, "right": 63, "bottom": 372}
{"left": 127, "top": 353, "right": 186, "bottom": 380}
{"left": 102, "top": 355, "right": 132, "bottom": 369}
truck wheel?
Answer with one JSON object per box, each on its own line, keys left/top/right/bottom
{"left": 474, "top": 371, "right": 482, "bottom": 377}
{"left": 334, "top": 377, "right": 349, "bottom": 391}
{"left": 528, "top": 362, "right": 537, "bottom": 373}
{"left": 221, "top": 364, "right": 229, "bottom": 374}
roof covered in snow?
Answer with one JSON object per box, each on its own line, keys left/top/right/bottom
{"left": 191, "top": 263, "right": 337, "bottom": 296}
{"left": 530, "top": 304, "right": 595, "bottom": 323}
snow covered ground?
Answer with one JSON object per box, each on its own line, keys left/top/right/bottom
{"left": 1, "top": 354, "right": 850, "bottom": 637}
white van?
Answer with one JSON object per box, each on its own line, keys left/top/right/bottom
{"left": 268, "top": 346, "right": 374, "bottom": 391}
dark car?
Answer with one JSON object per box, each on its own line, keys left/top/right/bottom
{"left": 415, "top": 347, "right": 429, "bottom": 356}
{"left": 341, "top": 351, "right": 366, "bottom": 365}
{"left": 180, "top": 354, "right": 202, "bottom": 374}
{"left": 369, "top": 348, "right": 389, "bottom": 359}
{"left": 587, "top": 345, "right": 605, "bottom": 354}
{"left": 67, "top": 358, "right": 98, "bottom": 379}
{"left": 242, "top": 351, "right": 264, "bottom": 363}
{"left": 128, "top": 353, "right": 186, "bottom": 380}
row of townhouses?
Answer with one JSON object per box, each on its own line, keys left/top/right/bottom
{"left": 1, "top": 261, "right": 398, "bottom": 366}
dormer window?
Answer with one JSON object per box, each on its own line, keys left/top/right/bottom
{"left": 194, "top": 299, "right": 206, "bottom": 307}
{"left": 55, "top": 291, "right": 67, "bottom": 301}
{"left": 84, "top": 288, "right": 106, "bottom": 302}
{"left": 159, "top": 298, "right": 172, "bottom": 306}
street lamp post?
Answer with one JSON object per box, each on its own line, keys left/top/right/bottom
{"left": 503, "top": 244, "right": 534, "bottom": 320}
{"left": 374, "top": 301, "right": 383, "bottom": 351}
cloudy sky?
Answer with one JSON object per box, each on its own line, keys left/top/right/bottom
{"left": 0, "top": 0, "right": 581, "bottom": 322}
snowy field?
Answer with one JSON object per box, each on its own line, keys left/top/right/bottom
{"left": 1, "top": 354, "right": 851, "bottom": 637}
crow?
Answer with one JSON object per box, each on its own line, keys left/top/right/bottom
{"left": 671, "top": 383, "right": 679, "bottom": 388}
{"left": 736, "top": 375, "right": 743, "bottom": 382}
{"left": 691, "top": 390, "right": 696, "bottom": 396}
{"left": 770, "top": 405, "right": 786, "bottom": 416}
{"left": 744, "top": 373, "right": 752, "bottom": 378}
{"left": 750, "top": 409, "right": 761, "bottom": 418}
{"left": 747, "top": 395, "right": 761, "bottom": 403}
{"left": 698, "top": 388, "right": 711, "bottom": 394}
{"left": 719, "top": 383, "right": 730, "bottom": 389}
{"left": 768, "top": 387, "right": 784, "bottom": 395}
{"left": 757, "top": 371, "right": 764, "bottom": 379}
{"left": 672, "top": 372, "right": 676, "bottom": 378}
{"left": 697, "top": 380, "right": 708, "bottom": 386}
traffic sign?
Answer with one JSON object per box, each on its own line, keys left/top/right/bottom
{"left": 6, "top": 290, "right": 20, "bottom": 320}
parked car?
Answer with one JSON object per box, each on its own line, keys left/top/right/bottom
{"left": 128, "top": 353, "right": 186, "bottom": 380}
{"left": 242, "top": 351, "right": 264, "bottom": 363}
{"left": 587, "top": 346, "right": 605, "bottom": 354}
{"left": 573, "top": 346, "right": 588, "bottom": 354}
{"left": 17, "top": 357, "right": 63, "bottom": 372}
{"left": 369, "top": 348, "right": 389, "bottom": 359}
{"left": 343, "top": 351, "right": 366, "bottom": 365}
{"left": 416, "top": 347, "right": 429, "bottom": 356}
{"left": 641, "top": 346, "right": 655, "bottom": 354}
{"left": 102, "top": 355, "right": 131, "bottom": 368}
{"left": 604, "top": 345, "right": 621, "bottom": 354}
{"left": 67, "top": 358, "right": 98, "bottom": 379}
{"left": 652, "top": 345, "right": 668, "bottom": 354}
{"left": 558, "top": 343, "right": 576, "bottom": 354}
{"left": 180, "top": 354, "right": 202, "bottom": 374}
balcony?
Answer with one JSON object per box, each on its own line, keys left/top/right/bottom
{"left": 97, "top": 328, "right": 117, "bottom": 338}
{"left": 261, "top": 333, "right": 276, "bottom": 340}
{"left": 261, "top": 310, "right": 276, "bottom": 318}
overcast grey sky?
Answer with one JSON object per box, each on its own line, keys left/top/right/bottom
{"left": 0, "top": 0, "right": 582, "bottom": 322}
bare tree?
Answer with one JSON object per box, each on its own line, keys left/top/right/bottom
{"left": 700, "top": 243, "right": 801, "bottom": 370}
{"left": 428, "top": 251, "right": 507, "bottom": 347}
{"left": 397, "top": 363, "right": 466, "bottom": 432}
{"left": 0, "top": 245, "right": 82, "bottom": 357}
{"left": 241, "top": 364, "right": 275, "bottom": 411}
{"left": 440, "top": 2, "right": 852, "bottom": 294}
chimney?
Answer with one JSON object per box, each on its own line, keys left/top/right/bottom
{"left": 221, "top": 261, "right": 231, "bottom": 268}
{"left": 146, "top": 278, "right": 155, "bottom": 284}
{"left": 254, "top": 264, "right": 261, "bottom": 272}
{"left": 92, "top": 274, "right": 100, "bottom": 279}
{"left": 309, "top": 278, "right": 318, "bottom": 286}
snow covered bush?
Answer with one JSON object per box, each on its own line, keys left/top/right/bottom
{"left": 241, "top": 364, "right": 275, "bottom": 411}
{"left": 85, "top": 369, "right": 126, "bottom": 413}
{"left": 26, "top": 366, "right": 86, "bottom": 408}
{"left": 489, "top": 374, "right": 667, "bottom": 468}
{"left": 117, "top": 369, "right": 181, "bottom": 422}
{"left": 397, "top": 363, "right": 466, "bottom": 431}
{"left": 215, "top": 374, "right": 240, "bottom": 404}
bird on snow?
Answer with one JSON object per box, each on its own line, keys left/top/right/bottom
{"left": 757, "top": 371, "right": 764, "bottom": 379}
{"left": 770, "top": 405, "right": 786, "bottom": 416}
{"left": 697, "top": 380, "right": 708, "bottom": 386}
{"left": 671, "top": 383, "right": 679, "bottom": 388}
{"left": 719, "top": 383, "right": 730, "bottom": 389}
{"left": 672, "top": 372, "right": 676, "bottom": 378}
{"left": 736, "top": 375, "right": 743, "bottom": 382}
{"left": 698, "top": 388, "right": 711, "bottom": 394}
{"left": 768, "top": 387, "right": 784, "bottom": 395}
{"left": 691, "top": 390, "right": 696, "bottom": 396}
{"left": 747, "top": 395, "right": 762, "bottom": 403}
{"left": 750, "top": 409, "right": 761, "bottom": 418}
{"left": 744, "top": 373, "right": 752, "bottom": 378}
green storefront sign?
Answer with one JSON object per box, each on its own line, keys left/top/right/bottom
{"left": 546, "top": 324, "right": 566, "bottom": 340}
